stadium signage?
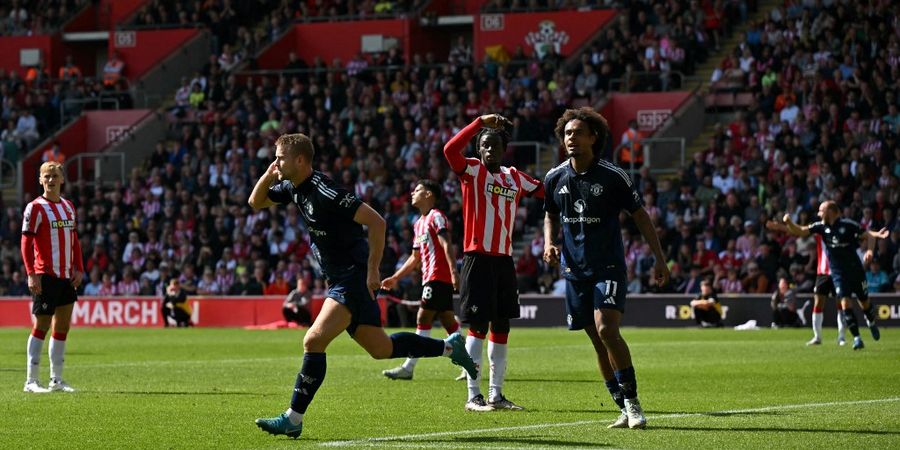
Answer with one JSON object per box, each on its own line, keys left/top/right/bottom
{"left": 72, "top": 299, "right": 160, "bottom": 326}
{"left": 636, "top": 109, "right": 671, "bottom": 131}
{"left": 480, "top": 14, "right": 504, "bottom": 31}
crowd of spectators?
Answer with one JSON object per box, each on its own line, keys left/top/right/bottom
{"left": 0, "top": 0, "right": 86, "bottom": 36}
{"left": 1, "top": 0, "right": 899, "bottom": 305}
{"left": 0, "top": 56, "right": 133, "bottom": 163}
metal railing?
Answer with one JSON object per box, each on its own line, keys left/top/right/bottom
{"left": 60, "top": 97, "right": 120, "bottom": 125}
{"left": 63, "top": 152, "right": 126, "bottom": 187}
{"left": 507, "top": 141, "right": 557, "bottom": 177}
{"left": 613, "top": 137, "right": 686, "bottom": 179}
{"left": 0, "top": 158, "right": 16, "bottom": 189}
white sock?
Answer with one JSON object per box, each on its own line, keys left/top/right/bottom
{"left": 465, "top": 334, "right": 483, "bottom": 400}
{"left": 812, "top": 312, "right": 823, "bottom": 340}
{"left": 26, "top": 333, "right": 44, "bottom": 382}
{"left": 49, "top": 335, "right": 66, "bottom": 381}
{"left": 488, "top": 339, "right": 508, "bottom": 402}
{"left": 286, "top": 408, "right": 303, "bottom": 425}
{"left": 401, "top": 328, "right": 430, "bottom": 371}
{"left": 837, "top": 310, "right": 847, "bottom": 340}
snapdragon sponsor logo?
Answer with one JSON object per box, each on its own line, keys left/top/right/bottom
{"left": 561, "top": 215, "right": 603, "bottom": 224}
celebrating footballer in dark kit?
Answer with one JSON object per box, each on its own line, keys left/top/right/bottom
{"left": 543, "top": 107, "right": 670, "bottom": 429}
{"left": 249, "top": 134, "right": 478, "bottom": 439}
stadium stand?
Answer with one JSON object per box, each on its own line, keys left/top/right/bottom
{"left": 1, "top": 0, "right": 898, "bottom": 304}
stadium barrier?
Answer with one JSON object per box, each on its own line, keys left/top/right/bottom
{"left": 1, "top": 294, "right": 899, "bottom": 328}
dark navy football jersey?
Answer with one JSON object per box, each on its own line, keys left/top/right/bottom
{"left": 544, "top": 158, "right": 643, "bottom": 281}
{"left": 268, "top": 171, "right": 367, "bottom": 278}
{"left": 807, "top": 218, "right": 865, "bottom": 277}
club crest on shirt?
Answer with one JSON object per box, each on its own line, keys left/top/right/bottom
{"left": 591, "top": 183, "right": 603, "bottom": 196}
{"left": 304, "top": 201, "right": 315, "bottom": 221}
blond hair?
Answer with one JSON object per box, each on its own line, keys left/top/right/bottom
{"left": 274, "top": 133, "right": 315, "bottom": 161}
{"left": 40, "top": 161, "right": 64, "bottom": 177}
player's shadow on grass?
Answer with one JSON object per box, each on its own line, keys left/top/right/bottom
{"left": 507, "top": 378, "right": 598, "bottom": 383}
{"left": 651, "top": 425, "right": 900, "bottom": 436}
{"left": 410, "top": 436, "right": 612, "bottom": 447}
{"left": 100, "top": 390, "right": 271, "bottom": 396}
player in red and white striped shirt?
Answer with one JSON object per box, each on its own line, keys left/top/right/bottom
{"left": 380, "top": 180, "right": 461, "bottom": 380}
{"left": 21, "top": 162, "right": 84, "bottom": 393}
{"left": 443, "top": 114, "right": 543, "bottom": 411}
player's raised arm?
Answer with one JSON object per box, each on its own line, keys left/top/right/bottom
{"left": 248, "top": 161, "right": 280, "bottom": 211}
{"left": 781, "top": 214, "right": 812, "bottom": 237}
{"left": 443, "top": 114, "right": 510, "bottom": 174}
{"left": 353, "top": 203, "right": 387, "bottom": 293}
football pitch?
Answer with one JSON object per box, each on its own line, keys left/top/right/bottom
{"left": 1, "top": 326, "right": 898, "bottom": 449}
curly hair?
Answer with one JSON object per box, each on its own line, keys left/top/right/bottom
{"left": 554, "top": 107, "right": 610, "bottom": 156}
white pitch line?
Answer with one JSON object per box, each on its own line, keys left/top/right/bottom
{"left": 320, "top": 397, "right": 900, "bottom": 448}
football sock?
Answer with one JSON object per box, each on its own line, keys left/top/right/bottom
{"left": 837, "top": 309, "right": 847, "bottom": 340}
{"left": 863, "top": 304, "right": 876, "bottom": 324}
{"left": 605, "top": 379, "right": 626, "bottom": 410}
{"left": 466, "top": 330, "right": 485, "bottom": 399}
{"left": 26, "top": 329, "right": 45, "bottom": 382}
{"left": 812, "top": 308, "right": 823, "bottom": 340}
{"left": 842, "top": 309, "right": 860, "bottom": 337}
{"left": 389, "top": 331, "right": 443, "bottom": 358}
{"left": 401, "top": 326, "right": 432, "bottom": 371}
{"left": 49, "top": 332, "right": 67, "bottom": 381}
{"left": 286, "top": 408, "right": 303, "bottom": 426}
{"left": 487, "top": 332, "right": 508, "bottom": 402}
{"left": 614, "top": 366, "right": 638, "bottom": 399}
{"left": 290, "top": 352, "right": 326, "bottom": 416}
{"left": 444, "top": 321, "right": 460, "bottom": 335}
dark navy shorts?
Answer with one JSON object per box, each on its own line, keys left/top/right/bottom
{"left": 564, "top": 277, "right": 627, "bottom": 330}
{"left": 326, "top": 267, "right": 381, "bottom": 335}
{"left": 831, "top": 272, "right": 868, "bottom": 303}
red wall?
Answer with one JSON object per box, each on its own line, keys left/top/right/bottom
{"left": 102, "top": 0, "right": 150, "bottom": 27}
{"left": 112, "top": 29, "right": 199, "bottom": 81}
{"left": 256, "top": 20, "right": 410, "bottom": 70}
{"left": 23, "top": 110, "right": 152, "bottom": 198}
{"left": 65, "top": 0, "right": 151, "bottom": 32}
{"left": 0, "top": 35, "right": 62, "bottom": 76}
{"left": 599, "top": 92, "right": 693, "bottom": 146}
{"left": 0, "top": 295, "right": 337, "bottom": 327}
{"left": 473, "top": 9, "right": 616, "bottom": 62}
{"left": 425, "top": 0, "right": 487, "bottom": 15}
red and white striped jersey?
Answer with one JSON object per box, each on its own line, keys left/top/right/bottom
{"left": 22, "top": 196, "right": 83, "bottom": 279}
{"left": 413, "top": 209, "right": 452, "bottom": 284}
{"left": 444, "top": 118, "right": 544, "bottom": 256}
{"left": 815, "top": 234, "right": 831, "bottom": 275}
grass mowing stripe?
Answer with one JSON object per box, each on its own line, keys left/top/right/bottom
{"left": 320, "top": 397, "right": 900, "bottom": 447}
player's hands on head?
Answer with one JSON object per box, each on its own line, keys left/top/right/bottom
{"left": 267, "top": 161, "right": 279, "bottom": 177}
{"left": 27, "top": 274, "right": 42, "bottom": 296}
{"left": 71, "top": 270, "right": 83, "bottom": 289}
{"left": 654, "top": 259, "right": 670, "bottom": 286}
{"left": 480, "top": 114, "right": 512, "bottom": 129}
{"left": 543, "top": 244, "right": 560, "bottom": 266}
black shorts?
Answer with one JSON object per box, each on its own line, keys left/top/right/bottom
{"left": 832, "top": 272, "right": 868, "bottom": 303}
{"left": 32, "top": 274, "right": 78, "bottom": 315}
{"left": 813, "top": 275, "right": 835, "bottom": 296}
{"left": 459, "top": 253, "right": 519, "bottom": 323}
{"left": 421, "top": 281, "right": 454, "bottom": 312}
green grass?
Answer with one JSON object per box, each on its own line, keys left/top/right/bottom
{"left": 1, "top": 326, "right": 898, "bottom": 449}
